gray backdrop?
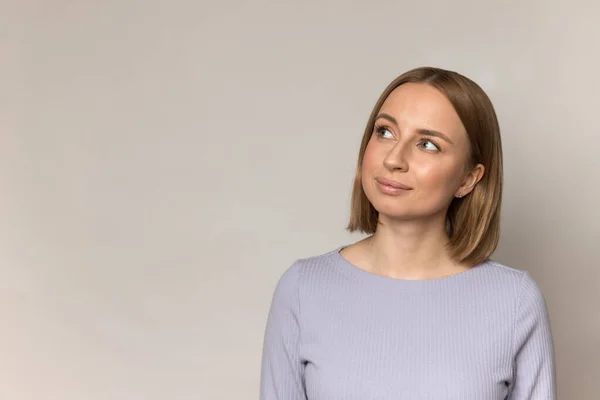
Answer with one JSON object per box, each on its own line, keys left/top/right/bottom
{"left": 1, "top": 0, "right": 598, "bottom": 399}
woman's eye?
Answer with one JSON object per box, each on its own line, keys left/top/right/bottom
{"left": 420, "top": 140, "right": 440, "bottom": 151}
{"left": 376, "top": 127, "right": 393, "bottom": 139}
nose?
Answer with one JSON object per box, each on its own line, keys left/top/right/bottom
{"left": 383, "top": 140, "right": 409, "bottom": 172}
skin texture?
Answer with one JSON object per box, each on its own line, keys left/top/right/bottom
{"left": 342, "top": 83, "right": 485, "bottom": 280}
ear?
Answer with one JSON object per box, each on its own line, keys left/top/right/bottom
{"left": 454, "top": 163, "right": 485, "bottom": 198}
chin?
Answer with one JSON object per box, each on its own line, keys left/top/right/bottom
{"left": 368, "top": 197, "right": 417, "bottom": 220}
{"left": 376, "top": 208, "right": 418, "bottom": 221}
{"left": 367, "top": 192, "right": 445, "bottom": 222}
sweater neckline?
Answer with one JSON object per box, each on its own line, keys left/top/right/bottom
{"left": 331, "top": 245, "right": 488, "bottom": 285}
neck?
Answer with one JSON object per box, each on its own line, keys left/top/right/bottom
{"left": 362, "top": 214, "right": 461, "bottom": 280}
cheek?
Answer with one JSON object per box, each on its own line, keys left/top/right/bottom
{"left": 360, "top": 142, "right": 382, "bottom": 198}
{"left": 414, "top": 162, "right": 464, "bottom": 193}
{"left": 361, "top": 141, "right": 379, "bottom": 174}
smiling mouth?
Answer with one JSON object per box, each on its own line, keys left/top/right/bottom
{"left": 375, "top": 177, "right": 412, "bottom": 191}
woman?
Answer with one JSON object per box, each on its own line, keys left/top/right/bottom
{"left": 259, "top": 67, "right": 556, "bottom": 399}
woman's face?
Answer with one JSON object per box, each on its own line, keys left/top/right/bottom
{"left": 361, "top": 83, "right": 484, "bottom": 222}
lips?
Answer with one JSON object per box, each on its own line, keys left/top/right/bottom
{"left": 375, "top": 177, "right": 412, "bottom": 190}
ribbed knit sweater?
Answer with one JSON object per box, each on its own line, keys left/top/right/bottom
{"left": 260, "top": 246, "right": 556, "bottom": 399}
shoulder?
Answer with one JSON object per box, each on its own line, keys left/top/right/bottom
{"left": 479, "top": 259, "right": 526, "bottom": 279}
{"left": 487, "top": 259, "right": 545, "bottom": 287}
{"left": 275, "top": 246, "right": 346, "bottom": 289}
{"left": 268, "top": 247, "right": 346, "bottom": 314}
{"left": 479, "top": 260, "right": 549, "bottom": 313}
{"left": 476, "top": 259, "right": 532, "bottom": 287}
{"left": 462, "top": 260, "right": 548, "bottom": 310}
{"left": 287, "top": 246, "right": 344, "bottom": 275}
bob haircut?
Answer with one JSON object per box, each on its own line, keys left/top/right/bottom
{"left": 347, "top": 66, "right": 503, "bottom": 267}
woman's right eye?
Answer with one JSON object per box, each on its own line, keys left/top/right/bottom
{"left": 375, "top": 126, "right": 393, "bottom": 139}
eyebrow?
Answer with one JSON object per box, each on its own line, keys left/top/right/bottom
{"left": 375, "top": 112, "right": 455, "bottom": 145}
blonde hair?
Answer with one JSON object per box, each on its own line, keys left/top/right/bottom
{"left": 346, "top": 67, "right": 503, "bottom": 266}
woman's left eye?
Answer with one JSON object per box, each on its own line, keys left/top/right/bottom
{"left": 419, "top": 140, "right": 440, "bottom": 151}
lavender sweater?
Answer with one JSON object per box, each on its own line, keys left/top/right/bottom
{"left": 259, "top": 247, "right": 556, "bottom": 399}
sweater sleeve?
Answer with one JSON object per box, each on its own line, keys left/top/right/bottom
{"left": 260, "top": 262, "right": 307, "bottom": 400}
{"left": 507, "top": 272, "right": 557, "bottom": 400}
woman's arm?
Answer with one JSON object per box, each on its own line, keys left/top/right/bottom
{"left": 507, "top": 272, "right": 557, "bottom": 399}
{"left": 260, "top": 262, "right": 307, "bottom": 400}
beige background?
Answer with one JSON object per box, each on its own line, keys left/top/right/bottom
{"left": 1, "top": 0, "right": 599, "bottom": 399}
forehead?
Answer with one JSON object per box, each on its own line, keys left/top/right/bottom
{"left": 379, "top": 83, "right": 467, "bottom": 138}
